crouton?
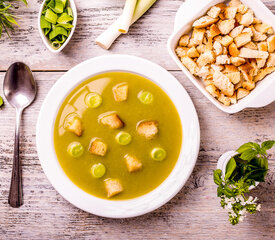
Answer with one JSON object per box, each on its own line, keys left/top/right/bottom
{"left": 192, "top": 28, "right": 205, "bottom": 45}
{"left": 175, "top": 47, "right": 189, "bottom": 57}
{"left": 99, "top": 112, "right": 124, "bottom": 129}
{"left": 207, "top": 6, "right": 221, "bottom": 19}
{"left": 237, "top": 88, "right": 250, "bottom": 100}
{"left": 213, "top": 71, "right": 234, "bottom": 96}
{"left": 220, "top": 35, "right": 234, "bottom": 47}
{"left": 211, "top": 64, "right": 224, "bottom": 72}
{"left": 229, "top": 43, "right": 240, "bottom": 57}
{"left": 187, "top": 47, "right": 200, "bottom": 58}
{"left": 237, "top": 4, "right": 248, "bottom": 14}
{"left": 197, "top": 44, "right": 207, "bottom": 54}
{"left": 228, "top": 0, "right": 241, "bottom": 7}
{"left": 210, "top": 24, "right": 221, "bottom": 37}
{"left": 254, "top": 67, "right": 275, "bottom": 82}
{"left": 136, "top": 120, "right": 158, "bottom": 139}
{"left": 244, "top": 42, "right": 258, "bottom": 50}
{"left": 216, "top": 55, "right": 231, "bottom": 65}
{"left": 179, "top": 35, "right": 190, "bottom": 47}
{"left": 205, "top": 84, "right": 221, "bottom": 98}
{"left": 249, "top": 60, "right": 259, "bottom": 76}
{"left": 240, "top": 12, "right": 254, "bottom": 26}
{"left": 217, "top": 19, "right": 235, "bottom": 35}
{"left": 256, "top": 58, "right": 267, "bottom": 69}
{"left": 229, "top": 93, "right": 237, "bottom": 104}
{"left": 239, "top": 48, "right": 269, "bottom": 59}
{"left": 218, "top": 13, "right": 226, "bottom": 20}
{"left": 104, "top": 178, "right": 123, "bottom": 198}
{"left": 66, "top": 117, "right": 83, "bottom": 137}
{"left": 213, "top": 41, "right": 223, "bottom": 56}
{"left": 258, "top": 42, "right": 268, "bottom": 52}
{"left": 267, "top": 53, "right": 275, "bottom": 67}
{"left": 239, "top": 63, "right": 254, "bottom": 81}
{"left": 267, "top": 35, "right": 275, "bottom": 53}
{"left": 215, "top": 3, "right": 227, "bottom": 10}
{"left": 181, "top": 56, "right": 198, "bottom": 74}
{"left": 242, "top": 80, "right": 255, "bottom": 91}
{"left": 197, "top": 51, "right": 216, "bottom": 67}
{"left": 250, "top": 26, "right": 267, "bottom": 42}
{"left": 235, "top": 78, "right": 244, "bottom": 90}
{"left": 230, "top": 57, "right": 246, "bottom": 66}
{"left": 229, "top": 25, "right": 244, "bottom": 38}
{"left": 196, "top": 66, "right": 210, "bottom": 80}
{"left": 235, "top": 13, "right": 242, "bottom": 23}
{"left": 205, "top": 36, "right": 213, "bottom": 51}
{"left": 218, "top": 94, "right": 231, "bottom": 106}
{"left": 89, "top": 138, "right": 107, "bottom": 156}
{"left": 254, "top": 23, "right": 274, "bottom": 34}
{"left": 253, "top": 18, "right": 262, "bottom": 24}
{"left": 234, "top": 33, "right": 252, "bottom": 48}
{"left": 124, "top": 154, "right": 142, "bottom": 173}
{"left": 224, "top": 7, "right": 237, "bottom": 19}
{"left": 224, "top": 64, "right": 239, "bottom": 73}
{"left": 223, "top": 47, "right": 228, "bottom": 55}
{"left": 188, "top": 38, "right": 196, "bottom": 48}
{"left": 193, "top": 16, "right": 218, "bottom": 28}
{"left": 113, "top": 83, "right": 128, "bottom": 102}
{"left": 226, "top": 72, "right": 241, "bottom": 84}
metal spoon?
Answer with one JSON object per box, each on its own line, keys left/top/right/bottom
{"left": 4, "top": 62, "right": 37, "bottom": 208}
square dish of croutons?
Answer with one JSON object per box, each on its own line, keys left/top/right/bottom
{"left": 168, "top": 0, "right": 275, "bottom": 113}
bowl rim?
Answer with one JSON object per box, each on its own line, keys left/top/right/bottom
{"left": 167, "top": 0, "right": 275, "bottom": 114}
{"left": 36, "top": 54, "right": 200, "bottom": 218}
{"left": 37, "top": 0, "right": 78, "bottom": 53}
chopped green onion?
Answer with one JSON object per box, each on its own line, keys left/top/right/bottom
{"left": 85, "top": 93, "right": 102, "bottom": 108}
{"left": 151, "top": 147, "right": 166, "bottom": 161}
{"left": 53, "top": 0, "right": 64, "bottom": 14}
{"left": 40, "top": 16, "right": 51, "bottom": 29}
{"left": 56, "top": 23, "right": 74, "bottom": 29}
{"left": 0, "top": 96, "right": 4, "bottom": 107}
{"left": 67, "top": 7, "right": 73, "bottom": 16}
{"left": 67, "top": 142, "right": 84, "bottom": 158}
{"left": 115, "top": 131, "right": 132, "bottom": 145}
{"left": 57, "top": 13, "right": 73, "bottom": 24}
{"left": 49, "top": 27, "right": 67, "bottom": 40}
{"left": 44, "top": 9, "right": 57, "bottom": 24}
{"left": 61, "top": 0, "right": 67, "bottom": 6}
{"left": 91, "top": 163, "right": 106, "bottom": 178}
{"left": 138, "top": 90, "right": 154, "bottom": 104}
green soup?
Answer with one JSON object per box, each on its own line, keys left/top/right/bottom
{"left": 54, "top": 72, "right": 182, "bottom": 200}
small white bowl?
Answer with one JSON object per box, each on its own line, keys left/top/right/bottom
{"left": 36, "top": 55, "right": 200, "bottom": 218}
{"left": 167, "top": 0, "right": 275, "bottom": 114}
{"left": 38, "top": 0, "right": 77, "bottom": 53}
{"left": 217, "top": 151, "right": 259, "bottom": 190}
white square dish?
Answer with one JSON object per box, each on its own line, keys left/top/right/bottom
{"left": 167, "top": 0, "right": 275, "bottom": 114}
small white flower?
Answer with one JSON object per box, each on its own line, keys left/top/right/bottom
{"left": 252, "top": 197, "right": 258, "bottom": 203}
{"left": 239, "top": 209, "right": 247, "bottom": 216}
{"left": 256, "top": 204, "right": 261, "bottom": 211}
{"left": 237, "top": 195, "right": 245, "bottom": 205}
{"left": 239, "top": 215, "right": 245, "bottom": 222}
{"left": 247, "top": 196, "right": 253, "bottom": 204}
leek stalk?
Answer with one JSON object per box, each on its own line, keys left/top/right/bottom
{"left": 118, "top": 0, "right": 137, "bottom": 33}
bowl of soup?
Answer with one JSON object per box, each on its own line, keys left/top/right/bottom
{"left": 36, "top": 54, "right": 200, "bottom": 218}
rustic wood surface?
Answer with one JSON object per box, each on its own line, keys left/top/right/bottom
{"left": 0, "top": 0, "right": 275, "bottom": 239}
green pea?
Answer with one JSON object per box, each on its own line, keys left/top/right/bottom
{"left": 85, "top": 92, "right": 102, "bottom": 108}
{"left": 67, "top": 142, "right": 84, "bottom": 158}
{"left": 115, "top": 131, "right": 132, "bottom": 145}
{"left": 151, "top": 147, "right": 166, "bottom": 161}
{"left": 91, "top": 163, "right": 106, "bottom": 178}
{"left": 138, "top": 90, "right": 154, "bottom": 104}
{"left": 0, "top": 96, "right": 3, "bottom": 107}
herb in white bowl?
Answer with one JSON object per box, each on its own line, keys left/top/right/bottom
{"left": 214, "top": 140, "right": 275, "bottom": 225}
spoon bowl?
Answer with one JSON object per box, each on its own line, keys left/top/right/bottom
{"left": 4, "top": 62, "right": 37, "bottom": 208}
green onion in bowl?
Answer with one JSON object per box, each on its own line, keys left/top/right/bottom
{"left": 38, "top": 0, "right": 77, "bottom": 53}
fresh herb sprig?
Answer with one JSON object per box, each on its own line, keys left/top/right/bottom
{"left": 214, "top": 140, "right": 275, "bottom": 225}
{"left": 0, "top": 0, "right": 27, "bottom": 38}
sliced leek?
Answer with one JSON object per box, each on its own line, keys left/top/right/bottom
{"left": 96, "top": 0, "right": 158, "bottom": 50}
{"left": 118, "top": 0, "right": 138, "bottom": 33}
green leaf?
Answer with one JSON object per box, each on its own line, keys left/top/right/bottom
{"left": 261, "top": 140, "right": 275, "bottom": 151}
{"left": 237, "top": 142, "right": 258, "bottom": 153}
{"left": 250, "top": 157, "right": 268, "bottom": 170}
{"left": 225, "top": 157, "right": 236, "bottom": 180}
{"left": 5, "top": 15, "right": 18, "bottom": 26}
{"left": 213, "top": 169, "right": 223, "bottom": 185}
{"left": 0, "top": 96, "right": 4, "bottom": 107}
{"left": 240, "top": 149, "right": 258, "bottom": 161}
{"left": 217, "top": 185, "right": 224, "bottom": 197}
{"left": 246, "top": 169, "right": 268, "bottom": 182}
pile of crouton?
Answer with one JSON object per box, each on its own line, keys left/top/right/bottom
{"left": 175, "top": 0, "right": 275, "bottom": 106}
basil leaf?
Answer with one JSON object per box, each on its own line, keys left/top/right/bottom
{"left": 261, "top": 140, "right": 275, "bottom": 151}
{"left": 246, "top": 169, "right": 268, "bottom": 182}
{"left": 240, "top": 149, "right": 258, "bottom": 161}
{"left": 237, "top": 142, "right": 257, "bottom": 153}
{"left": 225, "top": 157, "right": 236, "bottom": 180}
{"left": 217, "top": 185, "right": 224, "bottom": 197}
{"left": 213, "top": 169, "right": 223, "bottom": 185}
{"left": 250, "top": 157, "right": 268, "bottom": 170}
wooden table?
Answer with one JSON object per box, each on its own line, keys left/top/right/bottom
{"left": 0, "top": 0, "right": 275, "bottom": 239}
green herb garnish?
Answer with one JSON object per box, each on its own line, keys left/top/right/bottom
{"left": 214, "top": 140, "right": 275, "bottom": 225}
{"left": 0, "top": 0, "right": 27, "bottom": 38}
{"left": 40, "top": 0, "right": 73, "bottom": 49}
{"left": 0, "top": 96, "right": 4, "bottom": 107}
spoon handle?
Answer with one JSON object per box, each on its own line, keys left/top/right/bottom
{"left": 8, "top": 109, "right": 23, "bottom": 208}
